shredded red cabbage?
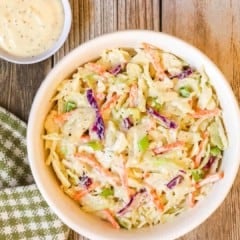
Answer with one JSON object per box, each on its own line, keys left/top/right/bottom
{"left": 170, "top": 66, "right": 194, "bottom": 80}
{"left": 86, "top": 89, "right": 98, "bottom": 110}
{"left": 109, "top": 64, "right": 122, "bottom": 75}
{"left": 117, "top": 188, "right": 146, "bottom": 216}
{"left": 166, "top": 175, "right": 184, "bottom": 189}
{"left": 203, "top": 156, "right": 216, "bottom": 170}
{"left": 147, "top": 107, "right": 177, "bottom": 129}
{"left": 79, "top": 174, "right": 93, "bottom": 189}
{"left": 117, "top": 196, "right": 134, "bottom": 215}
{"left": 92, "top": 114, "right": 105, "bottom": 140}
{"left": 122, "top": 117, "right": 133, "bottom": 129}
{"left": 86, "top": 89, "right": 105, "bottom": 139}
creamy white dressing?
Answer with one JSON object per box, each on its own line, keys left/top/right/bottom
{"left": 0, "top": 0, "right": 64, "bottom": 57}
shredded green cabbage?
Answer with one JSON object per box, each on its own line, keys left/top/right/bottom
{"left": 43, "top": 43, "right": 227, "bottom": 229}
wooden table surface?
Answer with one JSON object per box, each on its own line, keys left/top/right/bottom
{"left": 0, "top": 0, "right": 239, "bottom": 239}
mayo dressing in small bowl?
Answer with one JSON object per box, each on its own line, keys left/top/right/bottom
{"left": 0, "top": 0, "right": 72, "bottom": 64}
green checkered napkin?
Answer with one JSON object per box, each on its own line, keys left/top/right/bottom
{"left": 0, "top": 107, "right": 70, "bottom": 240}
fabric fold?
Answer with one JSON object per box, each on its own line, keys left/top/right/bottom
{"left": 0, "top": 107, "right": 69, "bottom": 239}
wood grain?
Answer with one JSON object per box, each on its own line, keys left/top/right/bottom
{"left": 162, "top": 0, "right": 240, "bottom": 240}
{"left": 162, "top": 0, "right": 240, "bottom": 104}
{"left": 0, "top": 60, "right": 52, "bottom": 122}
{"left": 117, "top": 0, "right": 160, "bottom": 30}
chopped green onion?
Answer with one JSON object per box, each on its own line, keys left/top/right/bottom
{"left": 88, "top": 141, "right": 103, "bottom": 151}
{"left": 210, "top": 146, "right": 221, "bottom": 156}
{"left": 60, "top": 146, "right": 68, "bottom": 156}
{"left": 138, "top": 135, "right": 150, "bottom": 152}
{"left": 147, "top": 97, "right": 162, "bottom": 111}
{"left": 179, "top": 86, "right": 191, "bottom": 98}
{"left": 64, "top": 101, "right": 77, "bottom": 112}
{"left": 191, "top": 169, "right": 204, "bottom": 182}
{"left": 86, "top": 74, "right": 96, "bottom": 88}
{"left": 165, "top": 207, "right": 177, "bottom": 214}
{"left": 118, "top": 220, "right": 129, "bottom": 229}
{"left": 100, "top": 187, "right": 114, "bottom": 197}
{"left": 153, "top": 158, "right": 169, "bottom": 166}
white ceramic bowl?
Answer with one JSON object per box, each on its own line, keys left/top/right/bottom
{"left": 0, "top": 0, "right": 72, "bottom": 64}
{"left": 27, "top": 30, "right": 240, "bottom": 240}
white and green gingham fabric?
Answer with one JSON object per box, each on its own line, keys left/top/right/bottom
{"left": 0, "top": 107, "right": 70, "bottom": 240}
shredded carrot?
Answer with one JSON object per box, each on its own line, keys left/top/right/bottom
{"left": 194, "top": 132, "right": 209, "bottom": 168}
{"left": 128, "top": 188, "right": 137, "bottom": 196}
{"left": 101, "top": 93, "right": 119, "bottom": 114}
{"left": 101, "top": 209, "right": 120, "bottom": 229}
{"left": 119, "top": 155, "right": 130, "bottom": 197}
{"left": 72, "top": 182, "right": 100, "bottom": 201}
{"left": 153, "top": 141, "right": 185, "bottom": 155}
{"left": 195, "top": 171, "right": 224, "bottom": 188}
{"left": 75, "top": 152, "right": 120, "bottom": 185}
{"left": 75, "top": 152, "right": 99, "bottom": 164}
{"left": 75, "top": 152, "right": 106, "bottom": 171}
{"left": 142, "top": 42, "right": 165, "bottom": 80}
{"left": 143, "top": 171, "right": 151, "bottom": 179}
{"left": 96, "top": 92, "right": 106, "bottom": 103}
{"left": 129, "top": 84, "right": 138, "bottom": 107}
{"left": 73, "top": 189, "right": 89, "bottom": 200}
{"left": 54, "top": 110, "right": 76, "bottom": 124}
{"left": 80, "top": 135, "right": 90, "bottom": 143}
{"left": 188, "top": 192, "right": 196, "bottom": 208}
{"left": 189, "top": 108, "right": 220, "bottom": 118}
{"left": 85, "top": 62, "right": 107, "bottom": 75}
{"left": 145, "top": 183, "right": 164, "bottom": 212}
{"left": 150, "top": 189, "right": 164, "bottom": 212}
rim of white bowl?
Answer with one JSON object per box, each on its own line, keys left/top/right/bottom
{"left": 0, "top": 0, "right": 72, "bottom": 64}
{"left": 27, "top": 30, "right": 240, "bottom": 240}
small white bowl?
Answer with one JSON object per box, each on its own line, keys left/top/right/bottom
{"left": 0, "top": 0, "right": 72, "bottom": 64}
{"left": 27, "top": 30, "right": 240, "bottom": 240}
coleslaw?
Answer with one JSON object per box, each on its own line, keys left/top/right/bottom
{"left": 43, "top": 43, "right": 227, "bottom": 229}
